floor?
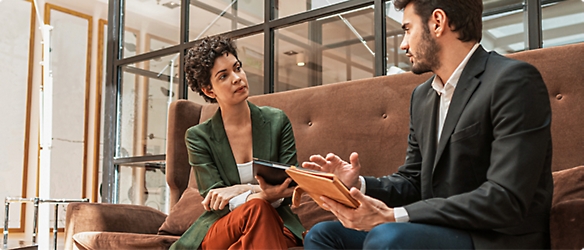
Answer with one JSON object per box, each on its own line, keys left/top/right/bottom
{"left": 3, "top": 233, "right": 64, "bottom": 250}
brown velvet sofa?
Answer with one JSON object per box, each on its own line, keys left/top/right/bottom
{"left": 65, "top": 42, "right": 584, "bottom": 250}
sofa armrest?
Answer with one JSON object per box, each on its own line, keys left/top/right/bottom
{"left": 550, "top": 198, "right": 584, "bottom": 249}
{"left": 64, "top": 202, "right": 167, "bottom": 250}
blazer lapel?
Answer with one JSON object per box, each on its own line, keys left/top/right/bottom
{"left": 249, "top": 102, "right": 272, "bottom": 161}
{"left": 209, "top": 109, "right": 240, "bottom": 185}
{"left": 433, "top": 47, "right": 488, "bottom": 171}
{"left": 422, "top": 79, "right": 440, "bottom": 164}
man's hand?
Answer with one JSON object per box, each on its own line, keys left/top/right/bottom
{"left": 302, "top": 152, "right": 362, "bottom": 189}
{"left": 201, "top": 184, "right": 251, "bottom": 211}
{"left": 320, "top": 187, "right": 396, "bottom": 232}
{"left": 247, "top": 175, "right": 295, "bottom": 202}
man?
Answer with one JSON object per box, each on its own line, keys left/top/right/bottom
{"left": 302, "top": 0, "right": 553, "bottom": 249}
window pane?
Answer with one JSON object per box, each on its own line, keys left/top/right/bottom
{"left": 187, "top": 33, "right": 265, "bottom": 104}
{"left": 275, "top": 5, "right": 375, "bottom": 90}
{"left": 385, "top": 2, "right": 408, "bottom": 74}
{"left": 275, "top": 0, "right": 349, "bottom": 19}
{"left": 189, "top": 0, "right": 264, "bottom": 41}
{"left": 542, "top": 0, "right": 584, "bottom": 48}
{"left": 123, "top": 0, "right": 180, "bottom": 58}
{"left": 482, "top": 1, "right": 526, "bottom": 54}
{"left": 117, "top": 53, "right": 179, "bottom": 158}
{"left": 118, "top": 163, "right": 167, "bottom": 211}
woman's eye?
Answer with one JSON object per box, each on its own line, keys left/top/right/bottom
{"left": 235, "top": 66, "right": 241, "bottom": 71}
{"left": 219, "top": 74, "right": 226, "bottom": 80}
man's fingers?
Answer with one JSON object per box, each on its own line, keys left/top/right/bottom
{"left": 349, "top": 187, "right": 387, "bottom": 211}
{"left": 301, "top": 161, "right": 322, "bottom": 170}
{"left": 349, "top": 187, "right": 367, "bottom": 204}
{"left": 309, "top": 154, "right": 328, "bottom": 166}
{"left": 349, "top": 152, "right": 361, "bottom": 169}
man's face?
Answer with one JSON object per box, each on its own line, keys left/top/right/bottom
{"left": 400, "top": 3, "right": 441, "bottom": 74}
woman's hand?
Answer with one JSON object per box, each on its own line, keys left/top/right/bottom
{"left": 201, "top": 184, "right": 252, "bottom": 211}
{"left": 247, "top": 175, "right": 295, "bottom": 203}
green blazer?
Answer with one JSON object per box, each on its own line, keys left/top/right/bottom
{"left": 170, "top": 101, "right": 305, "bottom": 250}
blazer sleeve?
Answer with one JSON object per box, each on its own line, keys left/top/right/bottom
{"left": 405, "top": 61, "right": 552, "bottom": 231}
{"left": 185, "top": 126, "right": 230, "bottom": 217}
{"left": 276, "top": 111, "right": 298, "bottom": 166}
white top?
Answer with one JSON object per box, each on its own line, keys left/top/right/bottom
{"left": 228, "top": 160, "right": 283, "bottom": 211}
{"left": 236, "top": 161, "right": 255, "bottom": 184}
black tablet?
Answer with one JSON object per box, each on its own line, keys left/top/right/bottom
{"left": 252, "top": 158, "right": 297, "bottom": 186}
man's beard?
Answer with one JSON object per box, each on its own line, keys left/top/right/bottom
{"left": 410, "top": 27, "right": 441, "bottom": 75}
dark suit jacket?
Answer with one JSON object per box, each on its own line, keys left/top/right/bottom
{"left": 364, "top": 46, "right": 553, "bottom": 249}
{"left": 170, "top": 101, "right": 305, "bottom": 250}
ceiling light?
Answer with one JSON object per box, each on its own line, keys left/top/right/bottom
{"left": 284, "top": 50, "right": 298, "bottom": 56}
{"left": 296, "top": 52, "right": 305, "bottom": 67}
{"left": 162, "top": 2, "right": 180, "bottom": 9}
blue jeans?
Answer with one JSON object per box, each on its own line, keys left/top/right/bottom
{"left": 304, "top": 221, "right": 474, "bottom": 249}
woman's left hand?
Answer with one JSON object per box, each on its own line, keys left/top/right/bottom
{"left": 202, "top": 184, "right": 252, "bottom": 211}
{"left": 252, "top": 175, "right": 295, "bottom": 202}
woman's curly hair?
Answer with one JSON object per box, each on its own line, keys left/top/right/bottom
{"left": 185, "top": 35, "right": 239, "bottom": 103}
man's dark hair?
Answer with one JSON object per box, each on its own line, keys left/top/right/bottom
{"left": 393, "top": 0, "right": 483, "bottom": 42}
{"left": 184, "top": 35, "right": 239, "bottom": 103}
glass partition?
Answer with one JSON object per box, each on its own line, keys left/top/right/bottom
{"left": 118, "top": 162, "right": 167, "bottom": 212}
{"left": 275, "top": 5, "right": 375, "bottom": 89}
{"left": 117, "top": 53, "right": 180, "bottom": 158}
{"left": 275, "top": 0, "right": 349, "bottom": 19}
{"left": 385, "top": 2, "right": 408, "bottom": 73}
{"left": 189, "top": 0, "right": 264, "bottom": 41}
{"left": 542, "top": 0, "right": 584, "bottom": 48}
{"left": 123, "top": 0, "right": 181, "bottom": 58}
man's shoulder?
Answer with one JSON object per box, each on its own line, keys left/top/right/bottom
{"left": 486, "top": 50, "right": 536, "bottom": 70}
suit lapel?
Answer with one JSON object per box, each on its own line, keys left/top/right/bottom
{"left": 422, "top": 79, "right": 440, "bottom": 165}
{"left": 249, "top": 102, "right": 272, "bottom": 161}
{"left": 433, "top": 47, "right": 488, "bottom": 170}
{"left": 209, "top": 109, "right": 240, "bottom": 185}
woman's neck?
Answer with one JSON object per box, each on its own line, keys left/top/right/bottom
{"left": 220, "top": 100, "right": 251, "bottom": 125}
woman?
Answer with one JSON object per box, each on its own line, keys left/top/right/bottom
{"left": 170, "top": 35, "right": 304, "bottom": 249}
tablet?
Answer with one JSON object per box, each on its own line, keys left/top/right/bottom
{"left": 252, "top": 158, "right": 297, "bottom": 186}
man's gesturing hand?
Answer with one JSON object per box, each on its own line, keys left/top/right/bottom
{"left": 302, "top": 152, "right": 362, "bottom": 189}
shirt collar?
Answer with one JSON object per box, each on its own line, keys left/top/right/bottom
{"left": 432, "top": 43, "right": 481, "bottom": 95}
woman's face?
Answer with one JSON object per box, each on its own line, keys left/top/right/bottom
{"left": 204, "top": 52, "right": 249, "bottom": 105}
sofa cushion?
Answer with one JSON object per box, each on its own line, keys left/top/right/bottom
{"left": 158, "top": 187, "right": 206, "bottom": 236}
{"left": 549, "top": 198, "right": 584, "bottom": 249}
{"left": 551, "top": 165, "right": 584, "bottom": 206}
{"left": 73, "top": 232, "right": 179, "bottom": 250}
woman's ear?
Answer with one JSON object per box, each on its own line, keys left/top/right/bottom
{"left": 201, "top": 86, "right": 216, "bottom": 99}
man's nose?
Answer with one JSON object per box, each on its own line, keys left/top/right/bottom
{"left": 400, "top": 36, "right": 409, "bottom": 52}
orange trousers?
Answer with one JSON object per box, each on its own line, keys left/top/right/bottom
{"left": 200, "top": 198, "right": 298, "bottom": 250}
